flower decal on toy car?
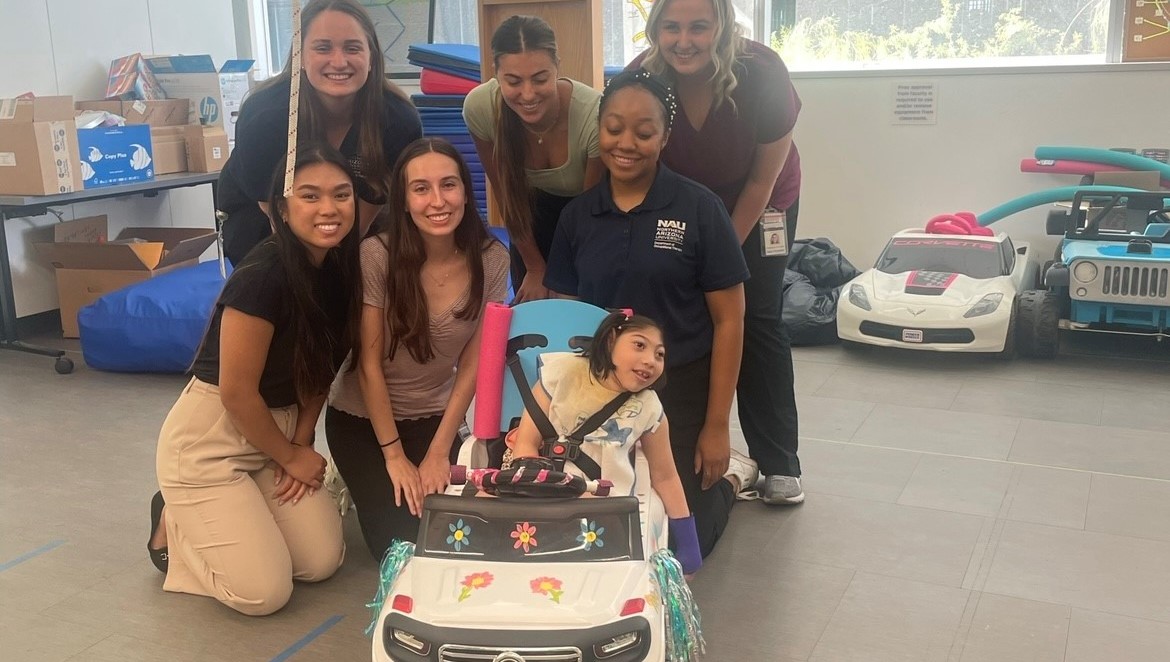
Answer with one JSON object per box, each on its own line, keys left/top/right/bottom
{"left": 578, "top": 520, "right": 605, "bottom": 550}
{"left": 457, "top": 571, "right": 493, "bottom": 602}
{"left": 446, "top": 518, "right": 472, "bottom": 551}
{"left": 511, "top": 522, "right": 538, "bottom": 553}
{"left": 530, "top": 576, "right": 564, "bottom": 603}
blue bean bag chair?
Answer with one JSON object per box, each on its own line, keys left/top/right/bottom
{"left": 79, "top": 260, "right": 230, "bottom": 373}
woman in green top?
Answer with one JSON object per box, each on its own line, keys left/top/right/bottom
{"left": 463, "top": 15, "right": 603, "bottom": 302}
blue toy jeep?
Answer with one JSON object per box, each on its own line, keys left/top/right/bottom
{"left": 1016, "top": 189, "right": 1170, "bottom": 357}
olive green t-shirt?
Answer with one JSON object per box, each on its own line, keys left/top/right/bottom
{"left": 462, "top": 78, "right": 601, "bottom": 198}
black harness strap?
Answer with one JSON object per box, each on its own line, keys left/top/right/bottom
{"left": 506, "top": 354, "right": 630, "bottom": 481}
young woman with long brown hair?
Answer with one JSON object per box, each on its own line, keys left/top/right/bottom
{"left": 217, "top": 0, "right": 421, "bottom": 265}
{"left": 463, "top": 15, "right": 604, "bottom": 302}
{"left": 325, "top": 138, "right": 509, "bottom": 560}
{"left": 149, "top": 142, "right": 362, "bottom": 616}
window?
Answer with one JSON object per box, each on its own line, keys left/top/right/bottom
{"left": 770, "top": 0, "right": 1114, "bottom": 70}
{"left": 248, "top": 0, "right": 1132, "bottom": 78}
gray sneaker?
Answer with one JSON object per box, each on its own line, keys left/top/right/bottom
{"left": 763, "top": 475, "right": 804, "bottom": 505}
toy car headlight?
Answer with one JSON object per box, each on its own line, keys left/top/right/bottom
{"left": 594, "top": 631, "right": 641, "bottom": 658}
{"left": 390, "top": 628, "right": 432, "bottom": 656}
{"left": 963, "top": 293, "right": 1003, "bottom": 318}
{"left": 1072, "top": 261, "right": 1098, "bottom": 283}
{"left": 848, "top": 284, "right": 872, "bottom": 311}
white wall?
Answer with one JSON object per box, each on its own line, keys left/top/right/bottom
{"left": 1, "top": 0, "right": 235, "bottom": 318}
{"left": 791, "top": 65, "right": 1170, "bottom": 269}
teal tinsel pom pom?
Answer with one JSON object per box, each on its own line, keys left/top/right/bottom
{"left": 365, "top": 539, "right": 415, "bottom": 635}
{"left": 649, "top": 549, "right": 705, "bottom": 660}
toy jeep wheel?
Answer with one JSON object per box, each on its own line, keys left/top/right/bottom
{"left": 1017, "top": 290, "right": 1061, "bottom": 358}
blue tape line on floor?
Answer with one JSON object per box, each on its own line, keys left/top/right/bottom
{"left": 270, "top": 614, "right": 344, "bottom": 662}
{"left": 0, "top": 539, "right": 66, "bottom": 572}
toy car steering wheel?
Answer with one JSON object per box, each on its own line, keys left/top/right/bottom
{"left": 451, "top": 459, "right": 612, "bottom": 498}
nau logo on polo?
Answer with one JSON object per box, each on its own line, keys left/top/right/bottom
{"left": 653, "top": 218, "right": 687, "bottom": 252}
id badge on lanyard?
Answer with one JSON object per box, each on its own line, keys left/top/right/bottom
{"left": 760, "top": 209, "right": 787, "bottom": 257}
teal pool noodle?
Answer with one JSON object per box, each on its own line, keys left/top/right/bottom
{"left": 977, "top": 185, "right": 1145, "bottom": 225}
{"left": 1034, "top": 146, "right": 1170, "bottom": 180}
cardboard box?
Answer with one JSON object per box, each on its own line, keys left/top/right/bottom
{"left": 150, "top": 126, "right": 188, "bottom": 174}
{"left": 77, "top": 124, "right": 155, "bottom": 188}
{"left": 105, "top": 54, "right": 166, "bottom": 101}
{"left": 34, "top": 215, "right": 217, "bottom": 337}
{"left": 217, "top": 60, "right": 255, "bottom": 147}
{"left": 0, "top": 96, "right": 83, "bottom": 195}
{"left": 141, "top": 55, "right": 255, "bottom": 130}
{"left": 77, "top": 99, "right": 189, "bottom": 126}
{"left": 184, "top": 125, "right": 229, "bottom": 173}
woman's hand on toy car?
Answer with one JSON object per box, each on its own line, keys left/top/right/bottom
{"left": 695, "top": 423, "right": 731, "bottom": 490}
{"left": 418, "top": 453, "right": 451, "bottom": 496}
{"left": 385, "top": 455, "right": 423, "bottom": 516}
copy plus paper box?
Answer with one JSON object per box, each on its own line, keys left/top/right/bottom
{"left": 76, "top": 124, "right": 155, "bottom": 189}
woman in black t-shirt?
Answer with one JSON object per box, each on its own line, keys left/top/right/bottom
{"left": 217, "top": 0, "right": 422, "bottom": 265}
{"left": 149, "top": 143, "right": 362, "bottom": 616}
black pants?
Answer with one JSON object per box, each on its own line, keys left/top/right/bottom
{"left": 737, "top": 199, "right": 801, "bottom": 477}
{"left": 656, "top": 354, "right": 735, "bottom": 558}
{"left": 509, "top": 190, "right": 574, "bottom": 293}
{"left": 324, "top": 407, "right": 461, "bottom": 560}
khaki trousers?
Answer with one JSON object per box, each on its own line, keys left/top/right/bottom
{"left": 155, "top": 378, "right": 344, "bottom": 616}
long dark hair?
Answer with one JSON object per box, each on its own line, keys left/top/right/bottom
{"left": 267, "top": 142, "right": 363, "bottom": 402}
{"left": 248, "top": 0, "right": 406, "bottom": 200}
{"left": 378, "top": 138, "right": 496, "bottom": 364}
{"left": 582, "top": 312, "right": 666, "bottom": 389}
{"left": 489, "top": 15, "right": 559, "bottom": 244}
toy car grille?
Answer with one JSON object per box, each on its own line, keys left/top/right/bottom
{"left": 1101, "top": 265, "right": 1170, "bottom": 299}
{"left": 859, "top": 321, "right": 976, "bottom": 344}
{"left": 438, "top": 644, "right": 582, "bottom": 661}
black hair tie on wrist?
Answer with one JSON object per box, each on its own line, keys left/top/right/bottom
{"left": 379, "top": 436, "right": 401, "bottom": 448}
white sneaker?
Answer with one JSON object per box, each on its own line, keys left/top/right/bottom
{"left": 725, "top": 449, "right": 760, "bottom": 500}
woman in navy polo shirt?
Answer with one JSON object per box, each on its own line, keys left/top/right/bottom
{"left": 544, "top": 70, "right": 755, "bottom": 557}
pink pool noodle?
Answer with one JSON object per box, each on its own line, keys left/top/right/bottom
{"left": 1020, "top": 158, "right": 1170, "bottom": 187}
{"left": 473, "top": 302, "right": 512, "bottom": 439}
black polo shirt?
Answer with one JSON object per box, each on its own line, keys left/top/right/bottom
{"left": 544, "top": 165, "right": 748, "bottom": 367}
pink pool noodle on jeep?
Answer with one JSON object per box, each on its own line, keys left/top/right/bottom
{"left": 473, "top": 302, "right": 512, "bottom": 439}
{"left": 1020, "top": 158, "right": 1170, "bottom": 188}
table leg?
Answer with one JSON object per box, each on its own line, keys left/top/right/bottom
{"left": 0, "top": 212, "right": 72, "bottom": 373}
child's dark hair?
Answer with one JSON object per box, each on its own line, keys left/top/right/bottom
{"left": 582, "top": 311, "right": 665, "bottom": 388}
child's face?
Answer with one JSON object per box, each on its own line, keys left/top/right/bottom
{"left": 610, "top": 326, "right": 665, "bottom": 392}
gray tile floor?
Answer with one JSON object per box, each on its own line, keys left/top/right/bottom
{"left": 4, "top": 332, "right": 1170, "bottom": 661}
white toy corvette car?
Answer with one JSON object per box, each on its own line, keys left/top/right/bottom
{"left": 837, "top": 229, "right": 1038, "bottom": 353}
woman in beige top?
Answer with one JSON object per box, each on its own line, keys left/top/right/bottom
{"left": 325, "top": 138, "right": 509, "bottom": 560}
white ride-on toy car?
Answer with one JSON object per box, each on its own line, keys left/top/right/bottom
{"left": 369, "top": 299, "right": 701, "bottom": 662}
{"left": 837, "top": 214, "right": 1038, "bottom": 355}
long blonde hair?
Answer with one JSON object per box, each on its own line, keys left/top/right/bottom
{"left": 640, "top": 0, "right": 744, "bottom": 113}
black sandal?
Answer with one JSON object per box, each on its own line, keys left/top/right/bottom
{"left": 148, "top": 491, "right": 169, "bottom": 573}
